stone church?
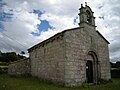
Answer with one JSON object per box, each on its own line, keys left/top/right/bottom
{"left": 28, "top": 4, "right": 111, "bottom": 86}
{"left": 9, "top": 4, "right": 111, "bottom": 87}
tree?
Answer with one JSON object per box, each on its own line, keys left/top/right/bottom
{"left": 0, "top": 52, "right": 26, "bottom": 62}
{"left": 110, "top": 61, "right": 120, "bottom": 68}
{"left": 19, "top": 51, "right": 26, "bottom": 59}
{"left": 0, "top": 50, "right": 2, "bottom": 56}
{"left": 20, "top": 51, "right": 25, "bottom": 55}
{"left": 116, "top": 61, "right": 120, "bottom": 68}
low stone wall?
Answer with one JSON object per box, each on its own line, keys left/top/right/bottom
{"left": 0, "top": 66, "right": 8, "bottom": 74}
{"left": 8, "top": 58, "right": 30, "bottom": 76}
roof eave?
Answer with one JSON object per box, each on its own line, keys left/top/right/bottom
{"left": 96, "top": 30, "right": 110, "bottom": 44}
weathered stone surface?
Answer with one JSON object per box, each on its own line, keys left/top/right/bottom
{"left": 29, "top": 36, "right": 65, "bottom": 84}
{"left": 8, "top": 58, "right": 30, "bottom": 76}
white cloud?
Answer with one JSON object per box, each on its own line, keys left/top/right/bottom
{"left": 0, "top": 0, "right": 120, "bottom": 62}
{"left": 40, "top": 12, "right": 78, "bottom": 30}
{"left": 1, "top": 2, "right": 41, "bottom": 53}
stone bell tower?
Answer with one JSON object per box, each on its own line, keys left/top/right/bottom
{"left": 78, "top": 3, "right": 96, "bottom": 28}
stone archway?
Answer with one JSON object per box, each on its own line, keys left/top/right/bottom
{"left": 86, "top": 51, "right": 98, "bottom": 83}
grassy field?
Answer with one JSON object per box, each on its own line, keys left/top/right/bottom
{"left": 0, "top": 74, "right": 120, "bottom": 90}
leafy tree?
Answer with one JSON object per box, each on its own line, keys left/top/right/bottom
{"left": 116, "top": 61, "right": 120, "bottom": 68}
{"left": 0, "top": 50, "right": 2, "bottom": 54}
{"left": 110, "top": 61, "right": 120, "bottom": 68}
{"left": 20, "top": 51, "right": 25, "bottom": 55}
{"left": 20, "top": 51, "right": 26, "bottom": 59}
{"left": 0, "top": 52, "right": 26, "bottom": 62}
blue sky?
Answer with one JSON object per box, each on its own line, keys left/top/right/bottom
{"left": 31, "top": 9, "right": 54, "bottom": 36}
{"left": 0, "top": 0, "right": 120, "bottom": 62}
{"left": 31, "top": 20, "right": 54, "bottom": 36}
{"left": 0, "top": 1, "right": 53, "bottom": 35}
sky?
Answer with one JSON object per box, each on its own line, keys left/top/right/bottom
{"left": 0, "top": 0, "right": 120, "bottom": 62}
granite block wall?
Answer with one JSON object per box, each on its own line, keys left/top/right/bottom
{"left": 8, "top": 59, "right": 30, "bottom": 76}
{"left": 29, "top": 34, "right": 65, "bottom": 84}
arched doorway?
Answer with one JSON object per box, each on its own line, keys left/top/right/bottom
{"left": 86, "top": 52, "right": 98, "bottom": 83}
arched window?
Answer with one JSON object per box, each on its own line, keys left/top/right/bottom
{"left": 86, "top": 10, "right": 91, "bottom": 23}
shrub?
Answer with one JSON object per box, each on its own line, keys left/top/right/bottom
{"left": 111, "top": 68, "right": 120, "bottom": 78}
{"left": 0, "top": 66, "right": 8, "bottom": 74}
{"left": 0, "top": 62, "right": 9, "bottom": 66}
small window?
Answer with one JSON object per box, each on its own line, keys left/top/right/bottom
{"left": 86, "top": 10, "right": 91, "bottom": 23}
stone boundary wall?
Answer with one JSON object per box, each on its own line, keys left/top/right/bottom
{"left": 8, "top": 58, "right": 30, "bottom": 76}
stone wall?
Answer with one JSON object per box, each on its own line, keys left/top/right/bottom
{"left": 8, "top": 58, "right": 30, "bottom": 76}
{"left": 29, "top": 25, "right": 111, "bottom": 87}
{"left": 83, "top": 24, "right": 111, "bottom": 80}
{"left": 29, "top": 34, "right": 65, "bottom": 84}
{"left": 63, "top": 25, "right": 111, "bottom": 86}
{"left": 64, "top": 28, "right": 86, "bottom": 86}
{"left": 96, "top": 32, "right": 111, "bottom": 80}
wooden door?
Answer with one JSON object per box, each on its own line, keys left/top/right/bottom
{"left": 86, "top": 60, "right": 93, "bottom": 83}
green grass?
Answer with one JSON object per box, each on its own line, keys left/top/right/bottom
{"left": 0, "top": 74, "right": 120, "bottom": 90}
{"left": 111, "top": 68, "right": 120, "bottom": 70}
{"left": 0, "top": 62, "right": 9, "bottom": 66}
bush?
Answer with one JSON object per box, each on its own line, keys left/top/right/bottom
{"left": 111, "top": 68, "right": 120, "bottom": 78}
{"left": 0, "top": 62, "right": 9, "bottom": 66}
{"left": 0, "top": 66, "right": 8, "bottom": 74}
{"left": 97, "top": 78, "right": 112, "bottom": 84}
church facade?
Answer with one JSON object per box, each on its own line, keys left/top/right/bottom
{"left": 28, "top": 4, "right": 111, "bottom": 87}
